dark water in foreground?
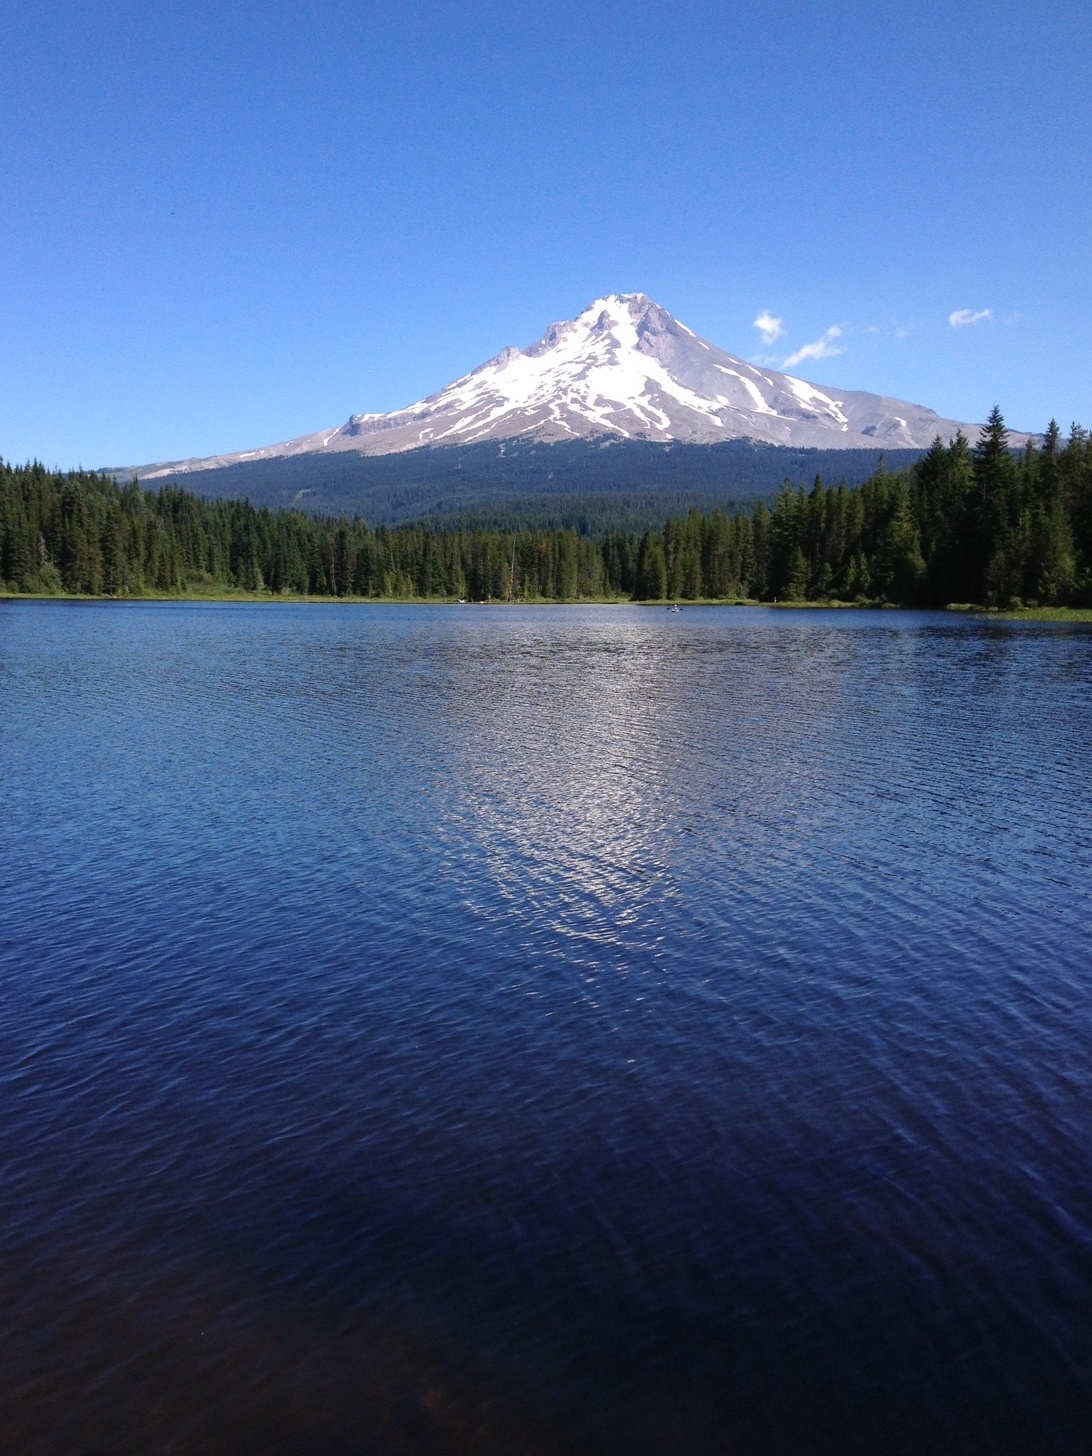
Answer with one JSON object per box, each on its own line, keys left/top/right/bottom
{"left": 2, "top": 601, "right": 1091, "bottom": 1456}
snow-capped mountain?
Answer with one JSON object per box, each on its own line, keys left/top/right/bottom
{"left": 138, "top": 294, "right": 991, "bottom": 479}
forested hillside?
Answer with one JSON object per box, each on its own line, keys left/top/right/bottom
{"left": 4, "top": 411, "right": 1090, "bottom": 605}
{"left": 126, "top": 436, "right": 925, "bottom": 531}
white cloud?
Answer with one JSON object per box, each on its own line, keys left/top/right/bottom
{"left": 948, "top": 307, "right": 992, "bottom": 328}
{"left": 782, "top": 325, "right": 843, "bottom": 370}
{"left": 752, "top": 310, "right": 785, "bottom": 344}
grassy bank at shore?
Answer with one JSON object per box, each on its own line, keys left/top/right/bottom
{"left": 948, "top": 603, "right": 1092, "bottom": 621}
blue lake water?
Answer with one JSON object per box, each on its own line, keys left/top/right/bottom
{"left": 2, "top": 600, "right": 1091, "bottom": 1455}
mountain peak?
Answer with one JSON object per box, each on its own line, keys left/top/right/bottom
{"left": 582, "top": 290, "right": 652, "bottom": 313}
{"left": 577, "top": 292, "right": 674, "bottom": 329}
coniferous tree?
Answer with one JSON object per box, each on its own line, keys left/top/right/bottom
{"left": 635, "top": 531, "right": 668, "bottom": 599}
{"left": 972, "top": 407, "right": 1017, "bottom": 603}
{"left": 783, "top": 547, "right": 809, "bottom": 601}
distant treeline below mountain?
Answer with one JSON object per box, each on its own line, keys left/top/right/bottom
{"left": 5, "top": 411, "right": 1091, "bottom": 606}
{"left": 128, "top": 436, "right": 929, "bottom": 534}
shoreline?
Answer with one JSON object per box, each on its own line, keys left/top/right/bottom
{"left": 3, "top": 590, "right": 1091, "bottom": 620}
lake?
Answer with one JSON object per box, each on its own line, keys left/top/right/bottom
{"left": 2, "top": 601, "right": 1091, "bottom": 1455}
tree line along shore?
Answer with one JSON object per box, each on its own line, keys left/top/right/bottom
{"left": 3, "top": 410, "right": 1091, "bottom": 608}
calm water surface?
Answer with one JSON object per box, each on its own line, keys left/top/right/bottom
{"left": 2, "top": 601, "right": 1091, "bottom": 1455}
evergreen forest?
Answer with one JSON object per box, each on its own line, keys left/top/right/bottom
{"left": 3, "top": 411, "right": 1091, "bottom": 607}
{"left": 122, "top": 436, "right": 923, "bottom": 530}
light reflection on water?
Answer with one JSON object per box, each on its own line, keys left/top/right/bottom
{"left": 1, "top": 601, "right": 1091, "bottom": 1455}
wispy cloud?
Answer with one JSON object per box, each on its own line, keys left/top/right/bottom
{"left": 752, "top": 310, "right": 785, "bottom": 345}
{"left": 948, "top": 307, "right": 992, "bottom": 328}
{"left": 782, "top": 325, "right": 843, "bottom": 370}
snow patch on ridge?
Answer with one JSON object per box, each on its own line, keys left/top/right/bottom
{"left": 714, "top": 366, "right": 778, "bottom": 416}
{"left": 783, "top": 376, "right": 849, "bottom": 425}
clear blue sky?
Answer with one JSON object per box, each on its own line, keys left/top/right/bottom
{"left": 2, "top": 0, "right": 1089, "bottom": 468}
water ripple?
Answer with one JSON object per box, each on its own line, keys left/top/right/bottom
{"left": 2, "top": 601, "right": 1091, "bottom": 1454}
